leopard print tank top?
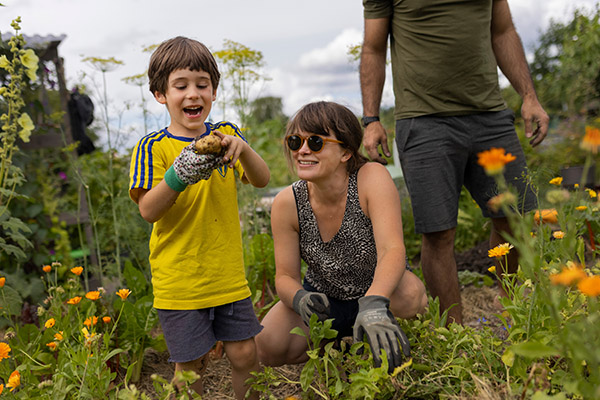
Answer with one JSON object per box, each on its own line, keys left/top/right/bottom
{"left": 292, "top": 171, "right": 377, "bottom": 300}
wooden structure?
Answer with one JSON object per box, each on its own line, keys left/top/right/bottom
{"left": 2, "top": 33, "right": 98, "bottom": 266}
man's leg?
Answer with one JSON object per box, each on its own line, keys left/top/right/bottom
{"left": 420, "top": 228, "right": 462, "bottom": 325}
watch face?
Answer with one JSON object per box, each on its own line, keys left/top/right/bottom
{"left": 362, "top": 116, "right": 379, "bottom": 127}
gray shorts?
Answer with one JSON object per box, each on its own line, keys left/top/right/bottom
{"left": 156, "top": 297, "right": 263, "bottom": 363}
{"left": 395, "top": 109, "right": 536, "bottom": 234}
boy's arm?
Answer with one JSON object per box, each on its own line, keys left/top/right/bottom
{"left": 214, "top": 130, "right": 270, "bottom": 188}
{"left": 137, "top": 181, "right": 181, "bottom": 223}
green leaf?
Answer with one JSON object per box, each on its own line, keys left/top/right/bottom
{"left": 531, "top": 391, "right": 568, "bottom": 400}
{"left": 510, "top": 341, "right": 559, "bottom": 358}
{"left": 0, "top": 285, "right": 23, "bottom": 316}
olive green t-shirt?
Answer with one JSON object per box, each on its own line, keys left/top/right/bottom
{"left": 363, "top": 0, "right": 507, "bottom": 119}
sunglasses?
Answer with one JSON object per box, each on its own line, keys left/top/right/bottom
{"left": 286, "top": 134, "right": 343, "bottom": 153}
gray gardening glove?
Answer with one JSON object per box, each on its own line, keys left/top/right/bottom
{"left": 353, "top": 295, "right": 410, "bottom": 372}
{"left": 168, "top": 141, "right": 223, "bottom": 190}
{"left": 292, "top": 289, "right": 331, "bottom": 326}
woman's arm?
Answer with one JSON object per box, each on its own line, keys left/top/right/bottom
{"left": 270, "top": 186, "right": 304, "bottom": 308}
{"left": 358, "top": 163, "right": 407, "bottom": 298}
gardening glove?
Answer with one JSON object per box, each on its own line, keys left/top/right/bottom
{"left": 353, "top": 295, "right": 410, "bottom": 373}
{"left": 165, "top": 141, "right": 223, "bottom": 191}
{"left": 292, "top": 289, "right": 331, "bottom": 326}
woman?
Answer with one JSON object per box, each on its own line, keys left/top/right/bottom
{"left": 256, "top": 102, "right": 427, "bottom": 371}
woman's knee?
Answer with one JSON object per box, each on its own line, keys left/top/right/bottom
{"left": 390, "top": 272, "right": 428, "bottom": 318}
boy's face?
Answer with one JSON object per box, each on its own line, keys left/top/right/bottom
{"left": 154, "top": 68, "right": 216, "bottom": 137}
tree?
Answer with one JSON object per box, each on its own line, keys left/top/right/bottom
{"left": 531, "top": 5, "right": 600, "bottom": 116}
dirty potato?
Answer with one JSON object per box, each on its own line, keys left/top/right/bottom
{"left": 195, "top": 134, "right": 222, "bottom": 155}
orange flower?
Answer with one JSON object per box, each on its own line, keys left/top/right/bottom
{"left": 552, "top": 231, "right": 565, "bottom": 239}
{"left": 580, "top": 126, "right": 600, "bottom": 154}
{"left": 488, "top": 243, "right": 514, "bottom": 259}
{"left": 477, "top": 147, "right": 516, "bottom": 175}
{"left": 7, "top": 370, "right": 20, "bottom": 392}
{"left": 534, "top": 209, "right": 558, "bottom": 224}
{"left": 54, "top": 331, "right": 64, "bottom": 341}
{"left": 67, "top": 296, "right": 82, "bottom": 305}
{"left": 549, "top": 177, "right": 563, "bottom": 186}
{"left": 576, "top": 205, "right": 588, "bottom": 211}
{"left": 85, "top": 291, "right": 101, "bottom": 301}
{"left": 84, "top": 316, "right": 98, "bottom": 327}
{"left": 70, "top": 266, "right": 83, "bottom": 276}
{"left": 0, "top": 384, "right": 3, "bottom": 394}
{"left": 116, "top": 288, "right": 131, "bottom": 301}
{"left": 42, "top": 265, "right": 52, "bottom": 273}
{"left": 102, "top": 316, "right": 111, "bottom": 323}
{"left": 0, "top": 277, "right": 5, "bottom": 287}
{"left": 46, "top": 342, "right": 58, "bottom": 351}
{"left": 549, "top": 264, "right": 587, "bottom": 286}
{"left": 0, "top": 342, "right": 11, "bottom": 361}
{"left": 577, "top": 275, "right": 600, "bottom": 297}
{"left": 44, "top": 318, "right": 56, "bottom": 329}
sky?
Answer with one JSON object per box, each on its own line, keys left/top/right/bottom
{"left": 1, "top": 0, "right": 598, "bottom": 150}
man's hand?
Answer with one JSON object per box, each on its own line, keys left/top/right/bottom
{"left": 521, "top": 98, "right": 549, "bottom": 147}
{"left": 353, "top": 295, "right": 410, "bottom": 372}
{"left": 292, "top": 289, "right": 331, "bottom": 326}
{"left": 363, "top": 122, "right": 390, "bottom": 165}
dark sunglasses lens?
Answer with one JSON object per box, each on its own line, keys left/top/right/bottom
{"left": 287, "top": 135, "right": 302, "bottom": 151}
{"left": 307, "top": 136, "right": 324, "bottom": 152}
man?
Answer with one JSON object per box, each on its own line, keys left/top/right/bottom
{"left": 360, "top": 0, "right": 549, "bottom": 324}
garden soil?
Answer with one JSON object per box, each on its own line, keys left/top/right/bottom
{"left": 134, "top": 241, "right": 503, "bottom": 399}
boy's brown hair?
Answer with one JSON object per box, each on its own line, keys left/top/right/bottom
{"left": 148, "top": 36, "right": 220, "bottom": 95}
{"left": 285, "top": 101, "right": 368, "bottom": 173}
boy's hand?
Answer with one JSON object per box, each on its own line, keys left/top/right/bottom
{"left": 213, "top": 130, "right": 247, "bottom": 168}
{"left": 171, "top": 142, "right": 222, "bottom": 186}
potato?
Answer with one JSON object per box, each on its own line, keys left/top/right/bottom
{"left": 194, "top": 134, "right": 222, "bottom": 155}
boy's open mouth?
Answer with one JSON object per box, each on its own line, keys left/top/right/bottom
{"left": 184, "top": 106, "right": 203, "bottom": 116}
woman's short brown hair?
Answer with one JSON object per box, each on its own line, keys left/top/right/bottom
{"left": 148, "top": 36, "right": 220, "bottom": 95}
{"left": 285, "top": 101, "right": 368, "bottom": 173}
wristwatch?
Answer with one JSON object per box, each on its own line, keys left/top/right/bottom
{"left": 361, "top": 116, "right": 380, "bottom": 128}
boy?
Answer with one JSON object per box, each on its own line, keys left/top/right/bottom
{"left": 129, "top": 36, "right": 270, "bottom": 399}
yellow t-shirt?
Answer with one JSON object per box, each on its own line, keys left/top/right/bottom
{"left": 129, "top": 122, "right": 251, "bottom": 309}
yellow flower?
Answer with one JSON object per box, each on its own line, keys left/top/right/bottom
{"left": 534, "top": 209, "right": 558, "bottom": 224}
{"left": 477, "top": 147, "right": 516, "bottom": 175}
{"left": 20, "top": 48, "right": 39, "bottom": 82}
{"left": 46, "top": 342, "right": 58, "bottom": 351}
{"left": 42, "top": 265, "right": 52, "bottom": 273}
{"left": 488, "top": 266, "right": 496, "bottom": 274}
{"left": 70, "top": 266, "right": 84, "bottom": 276}
{"left": 44, "top": 318, "right": 56, "bottom": 329}
{"left": 7, "top": 370, "right": 20, "bottom": 392}
{"left": 17, "top": 113, "right": 34, "bottom": 143}
{"left": 0, "top": 54, "right": 9, "bottom": 69}
{"left": 488, "top": 243, "right": 514, "bottom": 259}
{"left": 549, "top": 177, "right": 563, "bottom": 186}
{"left": 85, "top": 291, "right": 101, "bottom": 301}
{"left": 82, "top": 327, "right": 97, "bottom": 346}
{"left": 84, "top": 316, "right": 98, "bottom": 327}
{"left": 0, "top": 277, "right": 5, "bottom": 288}
{"left": 576, "top": 205, "right": 588, "bottom": 211}
{"left": 116, "top": 288, "right": 131, "bottom": 300}
{"left": 577, "top": 275, "right": 600, "bottom": 297}
{"left": 66, "top": 296, "right": 82, "bottom": 305}
{"left": 102, "top": 316, "right": 111, "bottom": 324}
{"left": 0, "top": 342, "right": 11, "bottom": 361}
{"left": 581, "top": 126, "right": 600, "bottom": 154}
{"left": 587, "top": 188, "right": 598, "bottom": 199}
{"left": 575, "top": 183, "right": 580, "bottom": 188}
{"left": 552, "top": 231, "right": 565, "bottom": 239}
{"left": 54, "top": 331, "right": 64, "bottom": 341}
{"left": 549, "top": 264, "right": 587, "bottom": 286}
